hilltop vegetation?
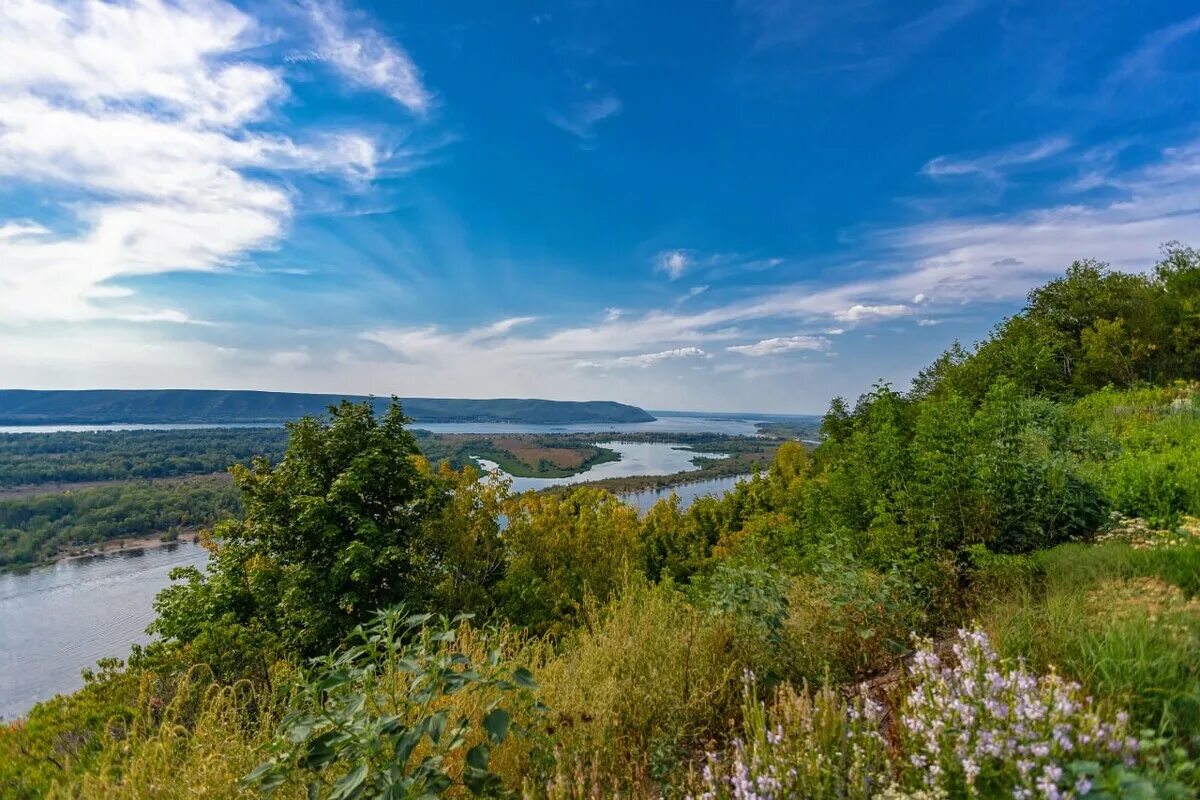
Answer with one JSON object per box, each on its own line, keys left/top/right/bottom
{"left": 0, "top": 390, "right": 654, "bottom": 426}
{"left": 2, "top": 247, "right": 1200, "bottom": 799}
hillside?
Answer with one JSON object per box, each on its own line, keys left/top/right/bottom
{"left": 0, "top": 390, "right": 654, "bottom": 426}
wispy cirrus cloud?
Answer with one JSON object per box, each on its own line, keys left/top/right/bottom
{"left": 0, "top": 0, "right": 426, "bottom": 326}
{"left": 737, "top": 0, "right": 988, "bottom": 83}
{"left": 1102, "top": 13, "right": 1200, "bottom": 93}
{"left": 301, "top": 0, "right": 432, "bottom": 113}
{"left": 921, "top": 136, "right": 1072, "bottom": 181}
{"left": 546, "top": 94, "right": 621, "bottom": 139}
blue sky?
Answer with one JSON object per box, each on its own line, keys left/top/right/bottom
{"left": 0, "top": 0, "right": 1198, "bottom": 413}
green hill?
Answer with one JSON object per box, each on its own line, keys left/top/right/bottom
{"left": 0, "top": 390, "right": 654, "bottom": 426}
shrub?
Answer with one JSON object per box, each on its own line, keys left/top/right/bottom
{"left": 498, "top": 488, "right": 643, "bottom": 634}
{"left": 782, "top": 563, "right": 935, "bottom": 684}
{"left": 245, "top": 607, "right": 543, "bottom": 799}
{"left": 532, "top": 581, "right": 741, "bottom": 791}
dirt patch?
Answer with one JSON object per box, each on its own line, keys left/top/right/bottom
{"left": 55, "top": 530, "right": 204, "bottom": 564}
{"left": 1085, "top": 577, "right": 1200, "bottom": 626}
{"left": 490, "top": 437, "right": 592, "bottom": 469}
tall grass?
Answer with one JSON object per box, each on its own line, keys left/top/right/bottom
{"left": 531, "top": 579, "right": 743, "bottom": 793}
{"left": 979, "top": 537, "right": 1200, "bottom": 750}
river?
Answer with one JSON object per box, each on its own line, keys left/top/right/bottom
{"left": 0, "top": 411, "right": 819, "bottom": 437}
{"left": 0, "top": 542, "right": 208, "bottom": 720}
{"left": 0, "top": 466, "right": 749, "bottom": 720}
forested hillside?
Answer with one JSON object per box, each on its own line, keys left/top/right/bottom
{"left": 0, "top": 390, "right": 654, "bottom": 425}
{"left": 3, "top": 248, "right": 1200, "bottom": 799}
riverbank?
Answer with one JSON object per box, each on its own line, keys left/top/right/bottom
{"left": 0, "top": 530, "right": 207, "bottom": 574}
{"left": 56, "top": 530, "right": 203, "bottom": 564}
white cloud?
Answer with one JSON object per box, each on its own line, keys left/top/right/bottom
{"left": 118, "top": 309, "right": 212, "bottom": 325}
{"left": 655, "top": 249, "right": 691, "bottom": 279}
{"left": 302, "top": 0, "right": 432, "bottom": 113}
{"left": 0, "top": 0, "right": 392, "bottom": 324}
{"left": 0, "top": 221, "right": 50, "bottom": 240}
{"left": 921, "top": 136, "right": 1072, "bottom": 181}
{"left": 727, "top": 335, "right": 830, "bottom": 356}
{"left": 546, "top": 94, "right": 621, "bottom": 139}
{"left": 916, "top": 318, "right": 940, "bottom": 327}
{"left": 833, "top": 304, "right": 911, "bottom": 322}
{"left": 614, "top": 347, "right": 707, "bottom": 367}
{"left": 1104, "top": 14, "right": 1200, "bottom": 91}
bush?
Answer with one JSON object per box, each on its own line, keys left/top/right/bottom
{"left": 532, "top": 581, "right": 742, "bottom": 791}
{"left": 782, "top": 563, "right": 939, "bottom": 684}
{"left": 246, "top": 607, "right": 543, "bottom": 799}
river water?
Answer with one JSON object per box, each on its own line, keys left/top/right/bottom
{"left": 0, "top": 542, "right": 208, "bottom": 720}
{"left": 0, "top": 454, "right": 749, "bottom": 720}
{"left": 0, "top": 411, "right": 820, "bottom": 437}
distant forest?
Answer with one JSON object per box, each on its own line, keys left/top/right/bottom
{"left": 0, "top": 390, "right": 654, "bottom": 425}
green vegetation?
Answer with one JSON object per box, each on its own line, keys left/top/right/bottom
{"left": 3, "top": 249, "right": 1200, "bottom": 798}
{"left": 0, "top": 475, "right": 239, "bottom": 569}
{"left": 412, "top": 432, "right": 622, "bottom": 479}
{"left": 0, "top": 428, "right": 289, "bottom": 489}
{"left": 0, "top": 390, "right": 653, "bottom": 425}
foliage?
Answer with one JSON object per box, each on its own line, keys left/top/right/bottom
{"left": 245, "top": 607, "right": 541, "bottom": 799}
{"left": 532, "top": 580, "right": 742, "bottom": 791}
{"left": 150, "top": 399, "right": 447, "bottom": 658}
{"left": 0, "top": 475, "right": 238, "bottom": 568}
{"left": 0, "top": 427, "right": 289, "bottom": 489}
{"left": 920, "top": 245, "right": 1200, "bottom": 401}
{"left": 498, "top": 487, "right": 643, "bottom": 634}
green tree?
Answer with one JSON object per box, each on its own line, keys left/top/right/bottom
{"left": 152, "top": 400, "right": 447, "bottom": 658}
{"left": 498, "top": 487, "right": 642, "bottom": 634}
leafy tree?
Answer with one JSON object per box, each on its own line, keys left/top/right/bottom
{"left": 498, "top": 488, "right": 642, "bottom": 633}
{"left": 152, "top": 400, "right": 447, "bottom": 658}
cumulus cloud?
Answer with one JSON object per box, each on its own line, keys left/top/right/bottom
{"left": 727, "top": 335, "right": 830, "bottom": 356}
{"left": 833, "top": 304, "right": 911, "bottom": 322}
{"left": 613, "top": 347, "right": 707, "bottom": 367}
